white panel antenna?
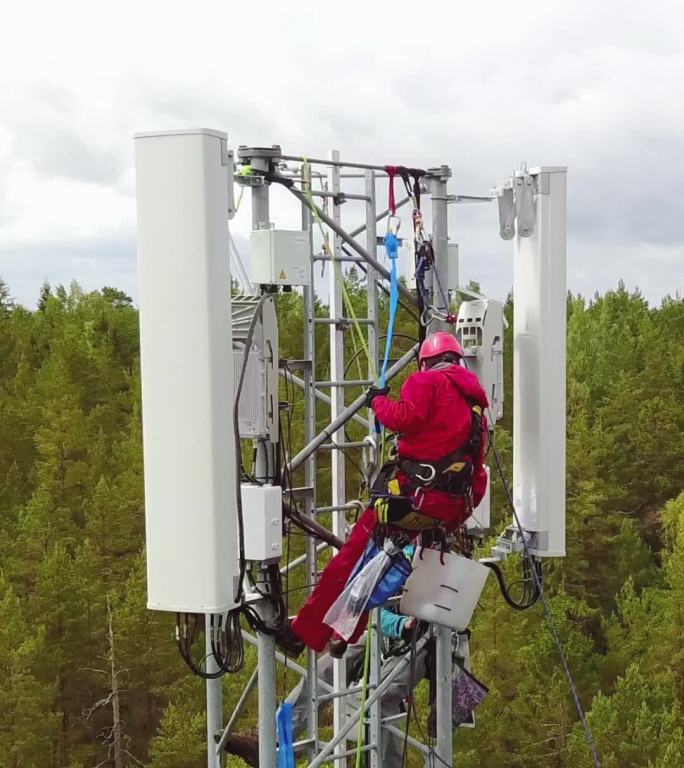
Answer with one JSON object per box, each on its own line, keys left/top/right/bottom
{"left": 512, "top": 167, "right": 567, "bottom": 557}
{"left": 135, "top": 128, "right": 240, "bottom": 612}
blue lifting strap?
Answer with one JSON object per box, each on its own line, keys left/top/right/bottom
{"left": 276, "top": 702, "right": 295, "bottom": 768}
{"left": 380, "top": 231, "right": 400, "bottom": 388}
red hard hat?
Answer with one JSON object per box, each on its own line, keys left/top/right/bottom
{"left": 418, "top": 332, "right": 464, "bottom": 366}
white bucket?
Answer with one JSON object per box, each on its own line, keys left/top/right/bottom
{"left": 399, "top": 547, "right": 490, "bottom": 631}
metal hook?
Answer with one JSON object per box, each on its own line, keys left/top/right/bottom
{"left": 387, "top": 214, "right": 401, "bottom": 235}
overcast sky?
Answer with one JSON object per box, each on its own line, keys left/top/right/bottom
{"left": 1, "top": 0, "right": 682, "bottom": 307}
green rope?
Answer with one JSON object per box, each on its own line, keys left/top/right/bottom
{"left": 302, "top": 161, "right": 377, "bottom": 383}
{"left": 356, "top": 616, "right": 374, "bottom": 767}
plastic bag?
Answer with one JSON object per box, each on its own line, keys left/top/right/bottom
{"left": 348, "top": 540, "right": 379, "bottom": 583}
{"left": 345, "top": 541, "right": 411, "bottom": 612}
{"left": 366, "top": 549, "right": 411, "bottom": 610}
{"left": 323, "top": 539, "right": 400, "bottom": 640}
{"left": 452, "top": 667, "right": 489, "bottom": 727}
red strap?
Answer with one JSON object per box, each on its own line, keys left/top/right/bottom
{"left": 385, "top": 165, "right": 398, "bottom": 215}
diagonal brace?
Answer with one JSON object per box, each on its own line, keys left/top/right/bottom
{"left": 285, "top": 184, "right": 418, "bottom": 307}
{"left": 288, "top": 345, "right": 418, "bottom": 474}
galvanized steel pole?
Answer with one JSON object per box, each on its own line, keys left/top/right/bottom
{"left": 365, "top": 169, "right": 383, "bottom": 768}
{"left": 251, "top": 156, "right": 278, "bottom": 768}
{"left": 427, "top": 165, "right": 453, "bottom": 334}
{"left": 429, "top": 164, "right": 455, "bottom": 766}
{"left": 205, "top": 623, "right": 222, "bottom": 768}
{"left": 301, "top": 160, "right": 320, "bottom": 763}
{"left": 326, "top": 151, "right": 349, "bottom": 764}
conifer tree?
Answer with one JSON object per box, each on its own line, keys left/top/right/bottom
{"left": 0, "top": 575, "right": 59, "bottom": 767}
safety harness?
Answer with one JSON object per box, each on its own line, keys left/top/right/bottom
{"left": 371, "top": 391, "right": 484, "bottom": 532}
{"left": 399, "top": 400, "right": 483, "bottom": 491}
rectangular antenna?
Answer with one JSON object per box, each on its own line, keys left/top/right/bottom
{"left": 513, "top": 167, "right": 567, "bottom": 557}
{"left": 135, "top": 128, "right": 240, "bottom": 611}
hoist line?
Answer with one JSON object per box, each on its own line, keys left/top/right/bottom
{"left": 312, "top": 169, "right": 368, "bottom": 385}
{"left": 355, "top": 616, "right": 374, "bottom": 767}
{"left": 490, "top": 439, "right": 603, "bottom": 768}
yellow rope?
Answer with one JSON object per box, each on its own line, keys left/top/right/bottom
{"left": 355, "top": 615, "right": 373, "bottom": 767}
{"left": 302, "top": 161, "right": 377, "bottom": 383}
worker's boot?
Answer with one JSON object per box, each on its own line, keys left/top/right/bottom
{"left": 275, "top": 618, "right": 305, "bottom": 658}
{"left": 223, "top": 730, "right": 260, "bottom": 767}
{"left": 328, "top": 634, "right": 348, "bottom": 658}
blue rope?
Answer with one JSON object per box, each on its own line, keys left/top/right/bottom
{"left": 276, "top": 702, "right": 295, "bottom": 768}
{"left": 380, "top": 231, "right": 400, "bottom": 387}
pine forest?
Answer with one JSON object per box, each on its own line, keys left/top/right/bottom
{"left": 0, "top": 274, "right": 683, "bottom": 768}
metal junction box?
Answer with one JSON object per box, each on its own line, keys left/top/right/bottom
{"left": 250, "top": 228, "right": 312, "bottom": 286}
{"left": 231, "top": 296, "right": 279, "bottom": 441}
{"left": 456, "top": 299, "right": 504, "bottom": 425}
{"left": 233, "top": 349, "right": 267, "bottom": 437}
{"left": 241, "top": 484, "right": 283, "bottom": 561}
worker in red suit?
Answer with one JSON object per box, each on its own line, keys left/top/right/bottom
{"left": 277, "top": 332, "right": 489, "bottom": 657}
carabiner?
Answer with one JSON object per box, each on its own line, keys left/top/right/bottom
{"left": 420, "top": 307, "right": 435, "bottom": 326}
{"left": 414, "top": 463, "right": 437, "bottom": 484}
{"left": 387, "top": 215, "right": 401, "bottom": 236}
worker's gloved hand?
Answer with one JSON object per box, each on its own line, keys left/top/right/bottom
{"left": 401, "top": 617, "right": 417, "bottom": 642}
{"left": 364, "top": 384, "right": 390, "bottom": 407}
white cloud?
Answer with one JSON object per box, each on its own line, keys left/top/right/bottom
{"left": 0, "top": 0, "right": 683, "bottom": 305}
{"left": 0, "top": 167, "right": 135, "bottom": 246}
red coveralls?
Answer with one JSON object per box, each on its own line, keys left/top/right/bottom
{"left": 291, "top": 363, "right": 489, "bottom": 651}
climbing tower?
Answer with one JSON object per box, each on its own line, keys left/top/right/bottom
{"left": 134, "top": 129, "right": 568, "bottom": 768}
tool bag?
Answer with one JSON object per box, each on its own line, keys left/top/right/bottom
{"left": 346, "top": 539, "right": 412, "bottom": 611}
{"left": 323, "top": 539, "right": 404, "bottom": 641}
{"left": 399, "top": 546, "right": 490, "bottom": 631}
{"left": 452, "top": 666, "right": 489, "bottom": 727}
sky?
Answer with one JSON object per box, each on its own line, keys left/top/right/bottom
{"left": 0, "top": 0, "right": 682, "bottom": 307}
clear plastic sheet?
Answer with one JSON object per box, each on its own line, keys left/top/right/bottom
{"left": 323, "top": 539, "right": 400, "bottom": 640}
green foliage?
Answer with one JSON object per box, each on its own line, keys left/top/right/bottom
{"left": 0, "top": 275, "right": 15, "bottom": 315}
{"left": 567, "top": 664, "right": 683, "bottom": 768}
{"left": 0, "top": 278, "right": 682, "bottom": 766}
{"left": 147, "top": 699, "right": 206, "bottom": 768}
{"left": 0, "top": 574, "right": 60, "bottom": 766}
